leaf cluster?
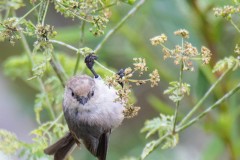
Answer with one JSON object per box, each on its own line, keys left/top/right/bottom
{"left": 140, "top": 114, "right": 179, "bottom": 159}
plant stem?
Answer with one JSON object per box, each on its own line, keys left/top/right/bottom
{"left": 14, "top": 2, "right": 42, "bottom": 26}
{"left": 179, "top": 68, "right": 230, "bottom": 126}
{"left": 19, "top": 31, "right": 55, "bottom": 120}
{"left": 73, "top": 20, "right": 86, "bottom": 75}
{"left": 4, "top": 8, "right": 10, "bottom": 20}
{"left": 49, "top": 39, "right": 79, "bottom": 52}
{"left": 55, "top": 1, "right": 93, "bottom": 23}
{"left": 230, "top": 19, "right": 240, "bottom": 33}
{"left": 177, "top": 81, "right": 240, "bottom": 132}
{"left": 94, "top": 0, "right": 146, "bottom": 53}
{"left": 172, "top": 53, "right": 184, "bottom": 133}
{"left": 74, "top": 53, "right": 81, "bottom": 75}
{"left": 49, "top": 39, "right": 118, "bottom": 74}
{"left": 140, "top": 132, "right": 171, "bottom": 160}
{"left": 43, "top": 112, "right": 64, "bottom": 136}
{"left": 49, "top": 57, "right": 67, "bottom": 88}
{"left": 95, "top": 60, "right": 115, "bottom": 74}
{"left": 40, "top": 0, "right": 50, "bottom": 26}
{"left": 142, "top": 80, "right": 240, "bottom": 160}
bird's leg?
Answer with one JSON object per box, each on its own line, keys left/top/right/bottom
{"left": 117, "top": 69, "right": 125, "bottom": 88}
{"left": 70, "top": 130, "right": 81, "bottom": 147}
{"left": 85, "top": 53, "right": 99, "bottom": 78}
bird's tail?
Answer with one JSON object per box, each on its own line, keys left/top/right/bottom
{"left": 44, "top": 132, "right": 77, "bottom": 160}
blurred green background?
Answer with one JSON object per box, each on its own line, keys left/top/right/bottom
{"left": 0, "top": 0, "right": 240, "bottom": 160}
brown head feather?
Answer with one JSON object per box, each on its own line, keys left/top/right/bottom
{"left": 67, "top": 75, "right": 95, "bottom": 97}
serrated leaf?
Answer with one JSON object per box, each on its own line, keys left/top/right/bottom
{"left": 0, "top": 129, "right": 23, "bottom": 155}
{"left": 141, "top": 118, "right": 161, "bottom": 138}
{"left": 141, "top": 140, "right": 159, "bottom": 160}
{"left": 161, "top": 134, "right": 179, "bottom": 149}
{"left": 164, "top": 82, "right": 190, "bottom": 102}
{"left": 141, "top": 114, "right": 174, "bottom": 139}
{"left": 213, "top": 56, "right": 240, "bottom": 73}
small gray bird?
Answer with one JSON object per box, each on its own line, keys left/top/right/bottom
{"left": 44, "top": 75, "right": 124, "bottom": 160}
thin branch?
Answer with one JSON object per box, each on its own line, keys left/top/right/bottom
{"left": 4, "top": 7, "right": 10, "bottom": 19}
{"left": 14, "top": 2, "right": 42, "bottom": 26}
{"left": 140, "top": 132, "right": 171, "bottom": 160}
{"left": 41, "top": 0, "right": 50, "bottom": 26}
{"left": 94, "top": 0, "right": 146, "bottom": 53}
{"left": 19, "top": 31, "right": 55, "bottom": 120}
{"left": 49, "top": 39, "right": 79, "bottom": 52}
{"left": 55, "top": 1, "right": 93, "bottom": 23}
{"left": 177, "top": 81, "right": 240, "bottom": 132}
{"left": 95, "top": 1, "right": 117, "bottom": 12}
{"left": 74, "top": 20, "right": 86, "bottom": 75}
{"left": 172, "top": 38, "right": 184, "bottom": 133}
{"left": 74, "top": 53, "right": 82, "bottom": 75}
{"left": 43, "top": 112, "right": 64, "bottom": 136}
{"left": 142, "top": 80, "right": 240, "bottom": 160}
{"left": 49, "top": 58, "right": 66, "bottom": 88}
{"left": 95, "top": 60, "right": 116, "bottom": 74}
{"left": 230, "top": 19, "right": 240, "bottom": 33}
{"left": 49, "top": 39, "right": 117, "bottom": 74}
{"left": 179, "top": 68, "right": 231, "bottom": 126}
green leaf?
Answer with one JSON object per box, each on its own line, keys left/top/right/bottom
{"left": 34, "top": 93, "right": 46, "bottom": 124}
{"left": 161, "top": 134, "right": 179, "bottom": 149}
{"left": 141, "top": 140, "right": 159, "bottom": 160}
{"left": 22, "top": 20, "right": 36, "bottom": 36}
{"left": 140, "top": 114, "right": 179, "bottom": 159}
{"left": 164, "top": 81, "right": 190, "bottom": 102}
{"left": 141, "top": 117, "right": 162, "bottom": 138}
{"left": 0, "top": 129, "right": 23, "bottom": 155}
{"left": 141, "top": 114, "right": 174, "bottom": 139}
{"left": 213, "top": 56, "right": 240, "bottom": 73}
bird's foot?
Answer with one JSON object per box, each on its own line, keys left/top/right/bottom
{"left": 70, "top": 131, "right": 81, "bottom": 147}
{"left": 117, "top": 69, "right": 125, "bottom": 88}
{"left": 85, "top": 53, "right": 99, "bottom": 78}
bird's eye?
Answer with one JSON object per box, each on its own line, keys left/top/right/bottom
{"left": 71, "top": 91, "right": 75, "bottom": 97}
{"left": 91, "top": 91, "right": 94, "bottom": 96}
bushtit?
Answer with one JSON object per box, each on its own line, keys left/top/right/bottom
{"left": 44, "top": 75, "right": 124, "bottom": 160}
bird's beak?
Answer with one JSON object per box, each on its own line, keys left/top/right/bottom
{"left": 78, "top": 97, "right": 88, "bottom": 105}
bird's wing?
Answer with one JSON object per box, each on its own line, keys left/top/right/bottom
{"left": 97, "top": 131, "right": 111, "bottom": 160}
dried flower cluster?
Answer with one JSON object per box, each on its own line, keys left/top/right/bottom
{"left": 149, "top": 69, "right": 160, "bottom": 87}
{"left": 150, "top": 34, "right": 167, "bottom": 45}
{"left": 90, "top": 15, "right": 109, "bottom": 36}
{"left": 150, "top": 29, "right": 212, "bottom": 71}
{"left": 214, "top": 5, "right": 240, "bottom": 20}
{"left": 133, "top": 58, "right": 148, "bottom": 75}
{"left": 106, "top": 58, "right": 160, "bottom": 118}
{"left": 0, "top": 18, "right": 20, "bottom": 45}
{"left": 174, "top": 29, "right": 189, "bottom": 39}
{"left": 201, "top": 46, "right": 212, "bottom": 64}
{"left": 123, "top": 105, "right": 141, "bottom": 118}
{"left": 35, "top": 24, "right": 57, "bottom": 41}
{"left": 54, "top": 0, "right": 112, "bottom": 36}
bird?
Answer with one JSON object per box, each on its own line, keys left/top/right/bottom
{"left": 44, "top": 75, "right": 124, "bottom": 160}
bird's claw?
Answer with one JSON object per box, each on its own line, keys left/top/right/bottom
{"left": 70, "top": 131, "right": 81, "bottom": 147}
{"left": 85, "top": 53, "right": 99, "bottom": 78}
{"left": 117, "top": 69, "right": 125, "bottom": 88}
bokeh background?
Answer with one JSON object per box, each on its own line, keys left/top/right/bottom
{"left": 1, "top": 0, "right": 240, "bottom": 160}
